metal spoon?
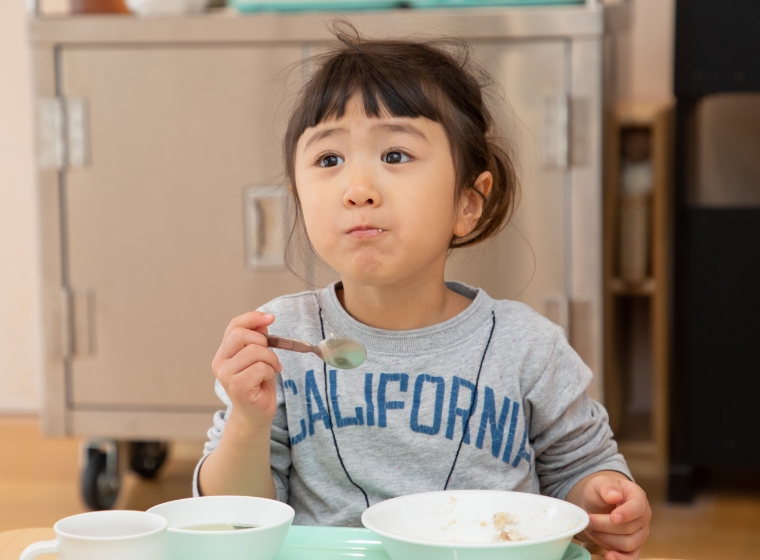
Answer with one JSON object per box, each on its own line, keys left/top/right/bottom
{"left": 266, "top": 333, "right": 367, "bottom": 370}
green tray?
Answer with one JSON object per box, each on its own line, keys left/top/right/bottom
{"left": 411, "top": 0, "right": 582, "bottom": 6}
{"left": 276, "top": 526, "right": 591, "bottom": 560}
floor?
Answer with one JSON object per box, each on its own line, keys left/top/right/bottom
{"left": 2, "top": 415, "right": 760, "bottom": 560}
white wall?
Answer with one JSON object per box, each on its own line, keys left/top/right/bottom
{"left": 0, "top": 0, "right": 42, "bottom": 413}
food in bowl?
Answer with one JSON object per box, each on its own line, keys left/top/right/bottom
{"left": 493, "top": 511, "right": 522, "bottom": 541}
{"left": 409, "top": 495, "right": 531, "bottom": 544}
{"left": 147, "top": 496, "right": 294, "bottom": 560}
{"left": 180, "top": 523, "right": 259, "bottom": 531}
{"left": 361, "top": 490, "right": 589, "bottom": 560}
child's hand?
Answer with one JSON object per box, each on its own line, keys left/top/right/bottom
{"left": 212, "top": 312, "right": 283, "bottom": 429}
{"left": 579, "top": 473, "right": 652, "bottom": 560}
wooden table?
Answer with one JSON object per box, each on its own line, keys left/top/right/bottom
{"left": 0, "top": 529, "right": 55, "bottom": 560}
{"left": 0, "top": 528, "right": 678, "bottom": 560}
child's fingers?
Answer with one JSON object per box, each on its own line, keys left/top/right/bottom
{"left": 216, "top": 327, "right": 269, "bottom": 361}
{"left": 227, "top": 361, "right": 278, "bottom": 404}
{"left": 597, "top": 478, "right": 625, "bottom": 506}
{"left": 604, "top": 549, "right": 640, "bottom": 560}
{"left": 586, "top": 525, "right": 649, "bottom": 555}
{"left": 216, "top": 344, "right": 282, "bottom": 380}
{"left": 223, "top": 311, "right": 275, "bottom": 338}
{"left": 230, "top": 344, "right": 283, "bottom": 376}
{"left": 580, "top": 529, "right": 618, "bottom": 556}
{"left": 609, "top": 481, "right": 650, "bottom": 524}
{"left": 610, "top": 495, "right": 650, "bottom": 525}
{"left": 588, "top": 513, "right": 645, "bottom": 535}
{"left": 584, "top": 477, "right": 624, "bottom": 512}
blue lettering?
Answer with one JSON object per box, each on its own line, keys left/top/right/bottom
{"left": 365, "top": 373, "right": 375, "bottom": 427}
{"left": 283, "top": 379, "right": 298, "bottom": 394}
{"left": 290, "top": 419, "right": 308, "bottom": 445}
{"left": 410, "top": 374, "right": 445, "bottom": 436}
{"left": 501, "top": 400, "right": 521, "bottom": 463}
{"left": 283, "top": 378, "right": 306, "bottom": 445}
{"left": 329, "top": 369, "right": 364, "bottom": 428}
{"left": 445, "top": 376, "right": 478, "bottom": 444}
{"left": 511, "top": 426, "right": 532, "bottom": 470}
{"left": 475, "top": 386, "right": 511, "bottom": 457}
{"left": 377, "top": 373, "right": 408, "bottom": 428}
{"left": 304, "top": 369, "right": 331, "bottom": 435}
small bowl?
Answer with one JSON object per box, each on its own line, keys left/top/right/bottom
{"left": 361, "top": 490, "right": 589, "bottom": 560}
{"left": 147, "top": 496, "right": 294, "bottom": 560}
{"left": 125, "top": 0, "right": 208, "bottom": 16}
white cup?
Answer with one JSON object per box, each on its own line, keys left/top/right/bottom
{"left": 19, "top": 510, "right": 167, "bottom": 560}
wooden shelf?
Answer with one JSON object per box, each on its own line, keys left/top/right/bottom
{"left": 619, "top": 441, "right": 667, "bottom": 480}
{"left": 609, "top": 277, "right": 657, "bottom": 296}
{"left": 603, "top": 102, "right": 674, "bottom": 481}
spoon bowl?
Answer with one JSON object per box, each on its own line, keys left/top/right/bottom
{"left": 316, "top": 336, "right": 367, "bottom": 369}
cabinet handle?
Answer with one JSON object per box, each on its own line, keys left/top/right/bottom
{"left": 542, "top": 94, "right": 569, "bottom": 169}
{"left": 62, "top": 288, "right": 96, "bottom": 359}
{"left": 243, "top": 185, "right": 288, "bottom": 270}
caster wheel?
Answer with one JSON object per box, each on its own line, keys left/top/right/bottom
{"left": 81, "top": 448, "right": 121, "bottom": 510}
{"left": 129, "top": 441, "right": 168, "bottom": 480}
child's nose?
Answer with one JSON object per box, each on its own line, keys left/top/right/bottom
{"left": 343, "top": 176, "right": 381, "bottom": 207}
{"left": 345, "top": 191, "right": 374, "bottom": 206}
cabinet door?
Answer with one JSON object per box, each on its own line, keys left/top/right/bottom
{"left": 61, "top": 46, "right": 305, "bottom": 408}
{"left": 445, "top": 40, "right": 568, "bottom": 321}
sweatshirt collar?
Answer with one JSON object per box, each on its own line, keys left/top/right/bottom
{"left": 317, "top": 281, "right": 495, "bottom": 355}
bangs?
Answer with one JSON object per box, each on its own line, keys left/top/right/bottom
{"left": 297, "top": 50, "right": 446, "bottom": 133}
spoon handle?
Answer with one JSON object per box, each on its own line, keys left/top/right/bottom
{"left": 266, "top": 334, "right": 315, "bottom": 354}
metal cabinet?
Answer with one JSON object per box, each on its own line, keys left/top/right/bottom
{"left": 62, "top": 46, "right": 305, "bottom": 409}
{"left": 449, "top": 40, "right": 572, "bottom": 318}
{"left": 31, "top": 5, "right": 606, "bottom": 447}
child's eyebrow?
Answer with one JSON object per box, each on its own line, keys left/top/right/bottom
{"left": 304, "top": 127, "right": 348, "bottom": 150}
{"left": 303, "top": 122, "right": 429, "bottom": 151}
{"left": 370, "top": 122, "right": 429, "bottom": 144}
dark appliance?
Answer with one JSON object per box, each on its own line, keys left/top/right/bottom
{"left": 670, "top": 0, "right": 760, "bottom": 502}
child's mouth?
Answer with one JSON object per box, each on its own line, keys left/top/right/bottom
{"left": 347, "top": 226, "right": 387, "bottom": 239}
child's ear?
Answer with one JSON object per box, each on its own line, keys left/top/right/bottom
{"left": 453, "top": 171, "right": 493, "bottom": 238}
{"left": 473, "top": 170, "right": 493, "bottom": 200}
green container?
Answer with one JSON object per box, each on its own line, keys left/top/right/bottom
{"left": 275, "top": 526, "right": 591, "bottom": 560}
{"left": 232, "top": 0, "right": 403, "bottom": 13}
{"left": 231, "top": 0, "right": 583, "bottom": 13}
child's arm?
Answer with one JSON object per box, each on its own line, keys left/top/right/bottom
{"left": 197, "top": 311, "right": 283, "bottom": 498}
{"left": 565, "top": 471, "right": 652, "bottom": 560}
{"left": 521, "top": 324, "right": 649, "bottom": 560}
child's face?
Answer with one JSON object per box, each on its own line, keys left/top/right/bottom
{"left": 294, "top": 94, "right": 486, "bottom": 288}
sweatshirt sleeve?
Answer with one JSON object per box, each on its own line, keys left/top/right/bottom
{"left": 192, "top": 377, "right": 292, "bottom": 503}
{"left": 269, "top": 375, "right": 293, "bottom": 502}
{"left": 525, "top": 326, "right": 632, "bottom": 500}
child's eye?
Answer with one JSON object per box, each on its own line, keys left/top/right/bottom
{"left": 318, "top": 154, "right": 344, "bottom": 168}
{"left": 382, "top": 150, "right": 411, "bottom": 164}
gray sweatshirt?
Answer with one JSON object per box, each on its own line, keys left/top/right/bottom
{"left": 194, "top": 282, "right": 631, "bottom": 527}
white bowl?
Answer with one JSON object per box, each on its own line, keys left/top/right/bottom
{"left": 147, "top": 496, "right": 294, "bottom": 560}
{"left": 361, "top": 490, "right": 589, "bottom": 560}
{"left": 126, "top": 0, "right": 208, "bottom": 16}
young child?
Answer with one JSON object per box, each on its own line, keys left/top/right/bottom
{"left": 195, "top": 28, "right": 651, "bottom": 560}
